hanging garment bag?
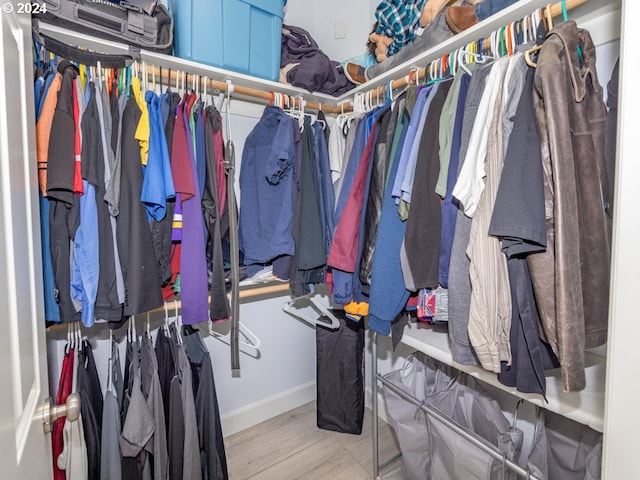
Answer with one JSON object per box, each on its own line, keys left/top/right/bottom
{"left": 316, "top": 310, "right": 365, "bottom": 434}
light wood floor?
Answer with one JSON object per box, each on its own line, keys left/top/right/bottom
{"left": 225, "top": 401, "right": 404, "bottom": 480}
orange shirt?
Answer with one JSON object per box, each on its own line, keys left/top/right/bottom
{"left": 35, "top": 72, "right": 62, "bottom": 196}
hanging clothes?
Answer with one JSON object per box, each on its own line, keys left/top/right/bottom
{"left": 101, "top": 338, "right": 123, "bottom": 480}
{"left": 182, "top": 326, "right": 229, "bottom": 480}
{"left": 170, "top": 324, "right": 203, "bottom": 480}
{"left": 367, "top": 120, "right": 411, "bottom": 336}
{"left": 36, "top": 70, "right": 62, "bottom": 196}
{"left": 446, "top": 63, "right": 494, "bottom": 367}
{"left": 529, "top": 22, "right": 611, "bottom": 392}
{"left": 203, "top": 106, "right": 231, "bottom": 322}
{"left": 47, "top": 60, "right": 81, "bottom": 324}
{"left": 463, "top": 58, "right": 512, "bottom": 374}
{"left": 174, "top": 93, "right": 209, "bottom": 325}
{"left": 438, "top": 71, "right": 471, "bottom": 290}
{"left": 401, "top": 80, "right": 452, "bottom": 292}
{"left": 47, "top": 60, "right": 80, "bottom": 204}
{"left": 117, "top": 91, "right": 164, "bottom": 317}
{"left": 347, "top": 107, "right": 394, "bottom": 315}
{"left": 239, "top": 106, "right": 297, "bottom": 276}
{"left": 390, "top": 85, "right": 424, "bottom": 210}
{"left": 120, "top": 336, "right": 150, "bottom": 479}
{"left": 284, "top": 120, "right": 304, "bottom": 295}
{"left": 311, "top": 120, "right": 335, "bottom": 264}
{"left": 120, "top": 330, "right": 169, "bottom": 480}
{"left": 327, "top": 111, "right": 380, "bottom": 304}
{"left": 333, "top": 115, "right": 360, "bottom": 201}
{"left": 36, "top": 67, "right": 62, "bottom": 324}
{"left": 106, "top": 83, "right": 128, "bottom": 327}
{"left": 53, "top": 347, "right": 75, "bottom": 480}
{"left": 604, "top": 59, "right": 618, "bottom": 217}
{"left": 159, "top": 90, "right": 182, "bottom": 301}
{"left": 297, "top": 117, "right": 325, "bottom": 278}
{"left": 154, "top": 326, "right": 185, "bottom": 480}
{"left": 60, "top": 346, "right": 89, "bottom": 480}
{"left": 359, "top": 103, "right": 399, "bottom": 292}
{"left": 142, "top": 90, "right": 175, "bottom": 224}
{"left": 91, "top": 79, "right": 125, "bottom": 323}
{"left": 71, "top": 81, "right": 98, "bottom": 327}
{"left": 140, "top": 333, "right": 169, "bottom": 480}
{"left": 76, "top": 340, "right": 103, "bottom": 479}
{"left": 489, "top": 64, "right": 559, "bottom": 396}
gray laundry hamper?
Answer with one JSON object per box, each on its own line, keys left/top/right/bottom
{"left": 382, "top": 352, "right": 456, "bottom": 480}
{"left": 383, "top": 354, "right": 523, "bottom": 480}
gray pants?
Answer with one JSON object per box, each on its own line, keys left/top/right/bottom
{"left": 365, "top": 9, "right": 455, "bottom": 81}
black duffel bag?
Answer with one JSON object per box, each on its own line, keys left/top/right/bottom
{"left": 36, "top": 0, "right": 173, "bottom": 54}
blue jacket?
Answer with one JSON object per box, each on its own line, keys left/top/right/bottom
{"left": 368, "top": 123, "right": 411, "bottom": 336}
{"left": 239, "top": 106, "right": 296, "bottom": 267}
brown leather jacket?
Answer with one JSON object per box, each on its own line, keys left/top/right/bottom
{"left": 529, "top": 21, "right": 612, "bottom": 392}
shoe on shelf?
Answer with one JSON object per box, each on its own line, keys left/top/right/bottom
{"left": 344, "top": 62, "right": 367, "bottom": 85}
{"left": 445, "top": 5, "right": 478, "bottom": 34}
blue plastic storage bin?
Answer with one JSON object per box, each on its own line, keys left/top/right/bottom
{"left": 173, "top": 0, "right": 284, "bottom": 81}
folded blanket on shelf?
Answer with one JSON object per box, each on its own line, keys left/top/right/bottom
{"left": 280, "top": 24, "right": 356, "bottom": 96}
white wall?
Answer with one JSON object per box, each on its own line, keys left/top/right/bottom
{"left": 284, "top": 0, "right": 379, "bottom": 62}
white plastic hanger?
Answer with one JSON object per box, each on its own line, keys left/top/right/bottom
{"left": 224, "top": 80, "right": 234, "bottom": 142}
{"left": 239, "top": 323, "right": 261, "bottom": 349}
{"left": 174, "top": 303, "right": 184, "bottom": 344}
{"left": 282, "top": 285, "right": 341, "bottom": 330}
{"left": 67, "top": 323, "right": 73, "bottom": 351}
{"left": 284, "top": 94, "right": 305, "bottom": 132}
{"left": 163, "top": 301, "right": 170, "bottom": 332}
{"left": 106, "top": 333, "right": 115, "bottom": 392}
{"left": 129, "top": 314, "right": 137, "bottom": 342}
{"left": 208, "top": 321, "right": 262, "bottom": 351}
{"left": 75, "top": 322, "right": 83, "bottom": 351}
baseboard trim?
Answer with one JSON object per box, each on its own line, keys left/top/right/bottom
{"left": 221, "top": 381, "right": 317, "bottom": 437}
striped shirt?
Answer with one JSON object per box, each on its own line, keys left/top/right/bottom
{"left": 375, "top": 0, "right": 427, "bottom": 56}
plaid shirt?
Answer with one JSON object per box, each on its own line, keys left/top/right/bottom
{"left": 374, "top": 0, "right": 427, "bottom": 56}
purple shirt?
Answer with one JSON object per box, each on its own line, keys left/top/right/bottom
{"left": 174, "top": 93, "right": 209, "bottom": 324}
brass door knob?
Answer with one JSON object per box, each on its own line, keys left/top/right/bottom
{"left": 42, "top": 393, "right": 81, "bottom": 434}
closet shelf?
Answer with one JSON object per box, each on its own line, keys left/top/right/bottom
{"left": 399, "top": 324, "right": 605, "bottom": 432}
{"left": 335, "top": 0, "right": 619, "bottom": 103}
{"left": 36, "top": 0, "right": 619, "bottom": 112}
{"left": 35, "top": 22, "right": 346, "bottom": 110}
{"left": 45, "top": 281, "right": 291, "bottom": 332}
